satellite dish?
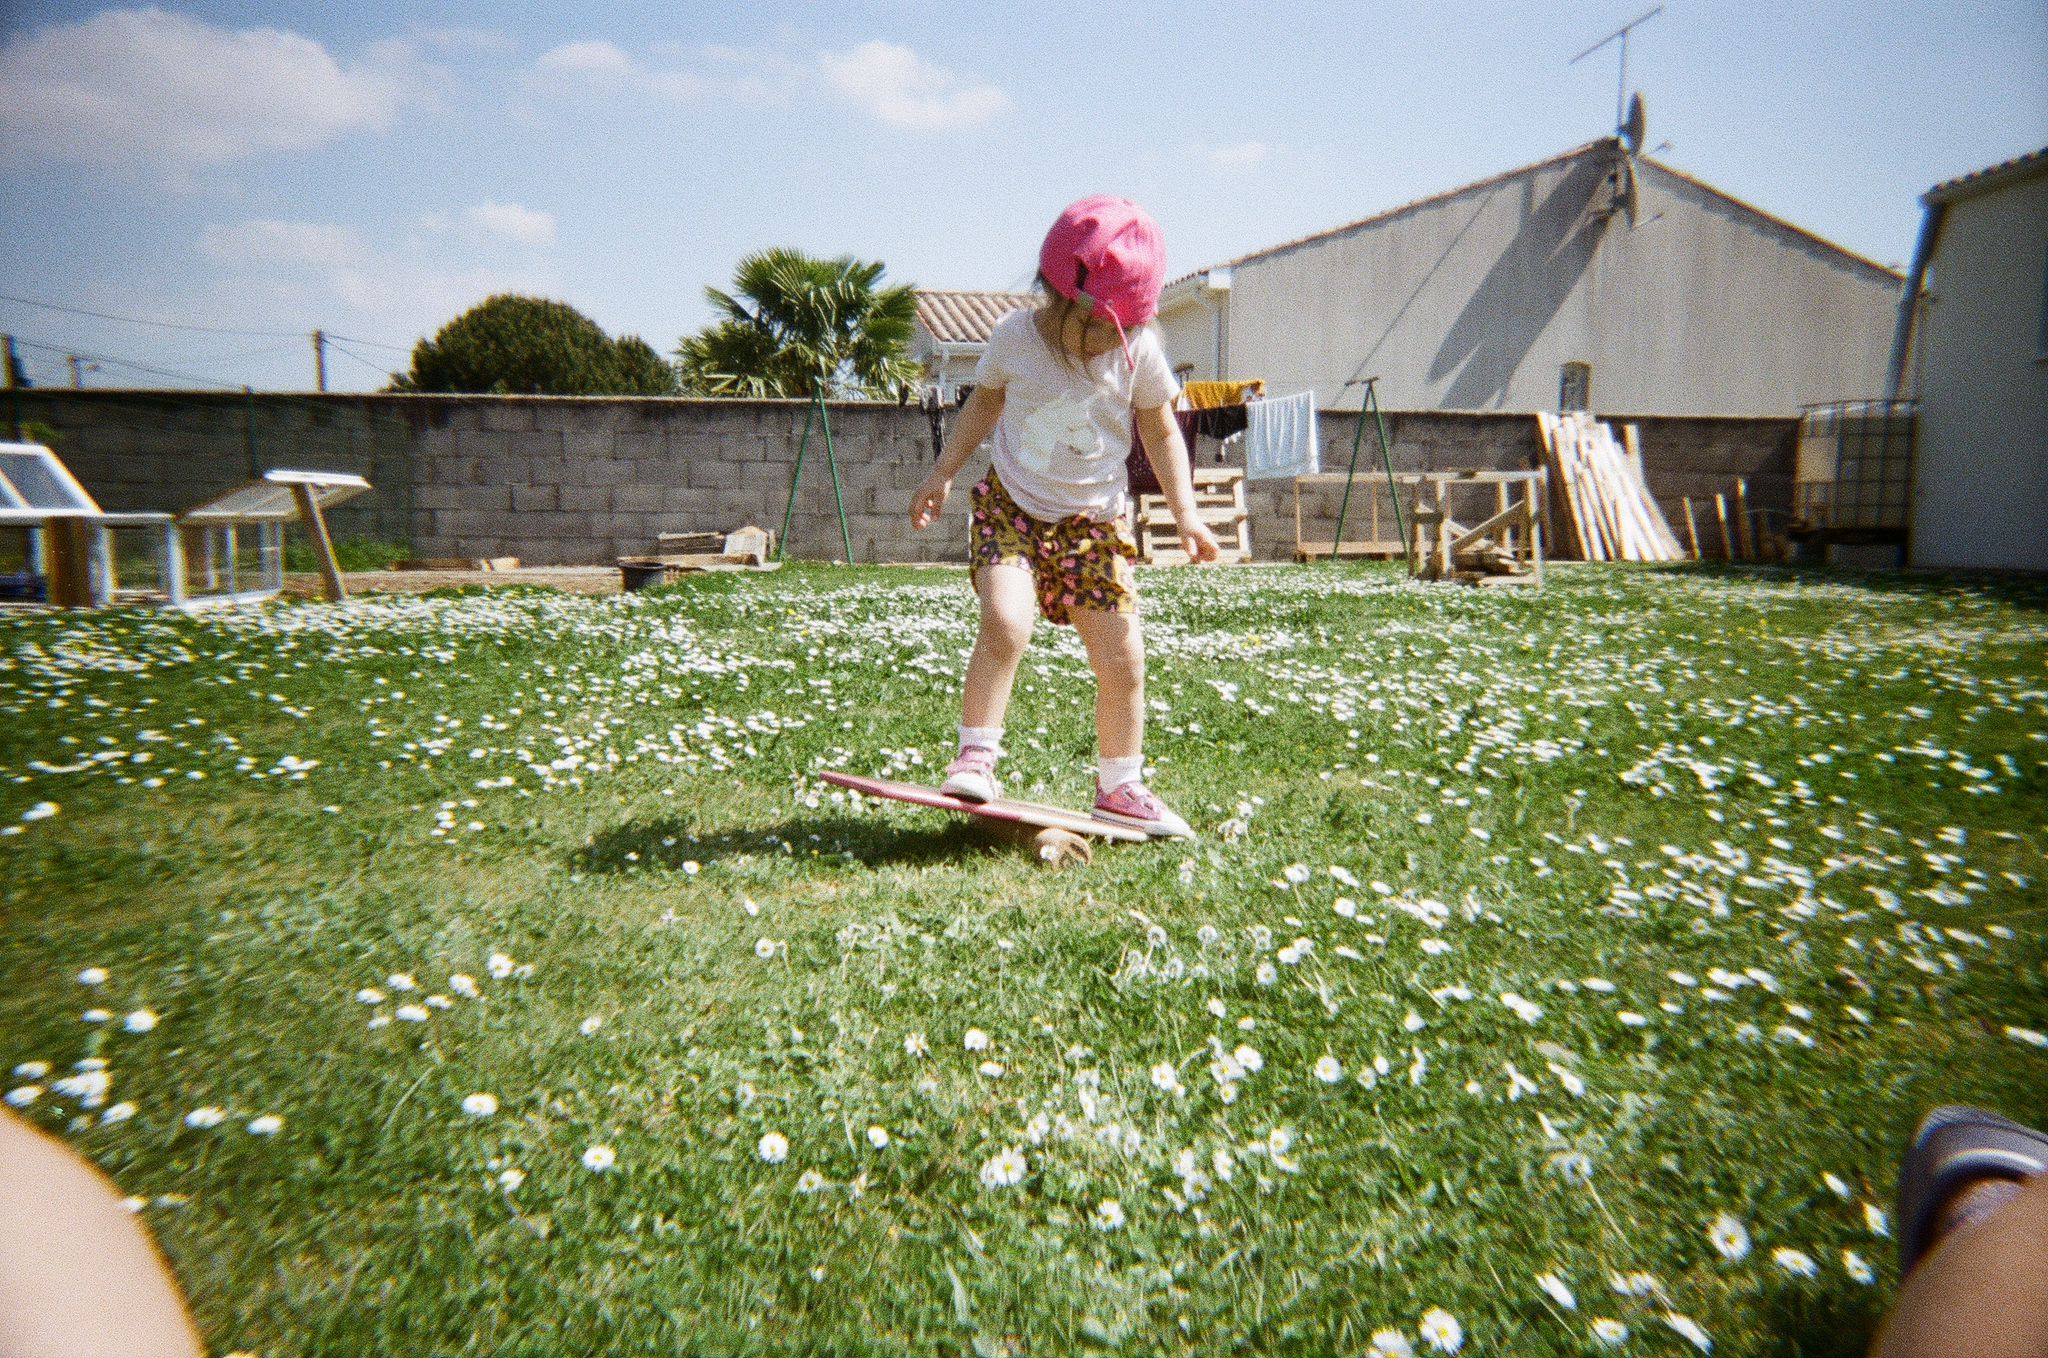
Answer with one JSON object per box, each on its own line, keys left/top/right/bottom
{"left": 1620, "top": 92, "right": 1647, "bottom": 154}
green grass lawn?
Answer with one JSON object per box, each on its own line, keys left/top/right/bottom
{"left": 3, "top": 562, "right": 2043, "bottom": 1357}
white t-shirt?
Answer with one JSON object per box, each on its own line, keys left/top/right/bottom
{"left": 973, "top": 308, "right": 1179, "bottom": 522}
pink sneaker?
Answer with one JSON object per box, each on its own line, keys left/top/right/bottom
{"left": 1093, "top": 780, "right": 1195, "bottom": 840}
{"left": 941, "top": 746, "right": 1000, "bottom": 803}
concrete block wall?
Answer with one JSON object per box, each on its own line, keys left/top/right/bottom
{"left": 9, "top": 391, "right": 1791, "bottom": 566}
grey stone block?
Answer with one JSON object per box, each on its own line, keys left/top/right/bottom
{"left": 512, "top": 484, "right": 558, "bottom": 512}
{"left": 611, "top": 485, "right": 664, "bottom": 513}
{"left": 559, "top": 486, "right": 611, "bottom": 513}
{"left": 477, "top": 403, "right": 535, "bottom": 433}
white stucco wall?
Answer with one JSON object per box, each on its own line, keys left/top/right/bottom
{"left": 1158, "top": 148, "right": 1901, "bottom": 417}
{"left": 1909, "top": 169, "right": 2048, "bottom": 571}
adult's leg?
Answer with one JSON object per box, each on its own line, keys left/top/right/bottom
{"left": 960, "top": 563, "right": 1037, "bottom": 730}
{"left": 1871, "top": 1172, "right": 2048, "bottom": 1358}
{"left": 1070, "top": 607, "right": 1144, "bottom": 760}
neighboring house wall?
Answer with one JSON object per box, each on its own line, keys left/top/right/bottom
{"left": 1158, "top": 145, "right": 1901, "bottom": 417}
{"left": 1908, "top": 166, "right": 2048, "bottom": 571}
{"left": 13, "top": 390, "right": 1792, "bottom": 566}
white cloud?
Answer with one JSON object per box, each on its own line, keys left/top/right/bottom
{"left": 0, "top": 8, "right": 420, "bottom": 176}
{"left": 1207, "top": 141, "right": 1277, "bottom": 172}
{"left": 529, "top": 39, "right": 798, "bottom": 107}
{"left": 535, "top": 39, "right": 638, "bottom": 80}
{"left": 416, "top": 202, "right": 558, "bottom": 248}
{"left": 200, "top": 220, "right": 368, "bottom": 270}
{"left": 818, "top": 41, "right": 1007, "bottom": 131}
{"left": 193, "top": 216, "right": 565, "bottom": 350}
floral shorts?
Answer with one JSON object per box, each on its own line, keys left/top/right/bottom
{"left": 969, "top": 470, "right": 1138, "bottom": 626}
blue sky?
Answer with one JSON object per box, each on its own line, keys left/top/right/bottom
{"left": 1, "top": 1, "right": 2043, "bottom": 392}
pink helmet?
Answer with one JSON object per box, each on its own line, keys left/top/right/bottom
{"left": 1039, "top": 196, "right": 1167, "bottom": 328}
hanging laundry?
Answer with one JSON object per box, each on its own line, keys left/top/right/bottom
{"left": 1244, "top": 392, "right": 1319, "bottom": 480}
{"left": 1126, "top": 410, "right": 1201, "bottom": 496}
{"left": 1184, "top": 379, "right": 1267, "bottom": 410}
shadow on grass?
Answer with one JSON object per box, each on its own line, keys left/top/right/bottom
{"left": 1658, "top": 560, "right": 2048, "bottom": 610}
{"left": 573, "top": 813, "right": 1000, "bottom": 875}
{"left": 1754, "top": 1278, "right": 1889, "bottom": 1358}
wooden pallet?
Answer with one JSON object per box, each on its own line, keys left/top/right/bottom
{"left": 1134, "top": 468, "right": 1250, "bottom": 565}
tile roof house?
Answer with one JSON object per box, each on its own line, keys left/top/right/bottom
{"left": 1154, "top": 140, "right": 1905, "bottom": 418}
{"left": 910, "top": 290, "right": 1034, "bottom": 401}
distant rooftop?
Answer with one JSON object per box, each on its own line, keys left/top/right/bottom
{"left": 914, "top": 290, "right": 1034, "bottom": 346}
{"left": 1924, "top": 145, "right": 2048, "bottom": 206}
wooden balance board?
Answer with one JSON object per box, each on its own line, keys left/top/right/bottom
{"left": 819, "top": 771, "right": 1150, "bottom": 844}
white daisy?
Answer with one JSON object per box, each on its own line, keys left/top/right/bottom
{"left": 448, "top": 974, "right": 480, "bottom": 999}
{"left": 387, "top": 973, "right": 418, "bottom": 992}
{"left": 1234, "top": 1044, "right": 1263, "bottom": 1073}
{"left": 1092, "top": 1198, "right": 1125, "bottom": 1231}
{"left": 355, "top": 988, "right": 386, "bottom": 1005}
{"left": 1773, "top": 1247, "right": 1818, "bottom": 1277}
{"left": 1536, "top": 1272, "right": 1576, "bottom": 1310}
{"left": 395, "top": 1004, "right": 429, "bottom": 1023}
{"left": 796, "top": 1169, "right": 827, "bottom": 1193}
{"left": 757, "top": 1131, "right": 789, "bottom": 1164}
{"left": 904, "top": 1032, "right": 928, "bottom": 1057}
{"left": 76, "top": 967, "right": 107, "bottom": 986}
{"left": 581, "top": 1144, "right": 616, "bottom": 1172}
{"left": 1151, "top": 1061, "right": 1185, "bottom": 1096}
{"left": 487, "top": 953, "right": 515, "bottom": 979}
{"left": 461, "top": 1093, "right": 498, "bottom": 1118}
{"left": 1864, "top": 1203, "right": 1891, "bottom": 1237}
{"left": 497, "top": 1168, "right": 525, "bottom": 1192}
{"left": 1283, "top": 863, "right": 1311, "bottom": 884}
{"left": 1708, "top": 1213, "right": 1751, "bottom": 1261}
{"left": 963, "top": 1028, "right": 990, "bottom": 1052}
{"left": 122, "top": 1009, "right": 160, "bottom": 1033}
{"left": 978, "top": 1147, "right": 1027, "bottom": 1189}
{"left": 1590, "top": 1318, "right": 1629, "bottom": 1346}
{"left": 867, "top": 1125, "right": 890, "bottom": 1149}
{"left": 1418, "top": 1307, "right": 1463, "bottom": 1353}
{"left": 11, "top": 1062, "right": 48, "bottom": 1080}
{"left": 1662, "top": 1312, "right": 1712, "bottom": 1352}
{"left": 1822, "top": 1172, "right": 1853, "bottom": 1200}
{"left": 1314, "top": 1055, "right": 1344, "bottom": 1084}
{"left": 579, "top": 1016, "right": 603, "bottom": 1036}
{"left": 3, "top": 1086, "right": 40, "bottom": 1108}
{"left": 246, "top": 1114, "right": 283, "bottom": 1136}
{"left": 1367, "top": 1328, "right": 1414, "bottom": 1358}
{"left": 184, "top": 1106, "right": 226, "bottom": 1129}
{"left": 1842, "top": 1250, "right": 1876, "bottom": 1284}
{"left": 100, "top": 1101, "right": 138, "bottom": 1124}
{"left": 753, "top": 938, "right": 777, "bottom": 960}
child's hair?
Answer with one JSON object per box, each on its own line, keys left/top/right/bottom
{"left": 1034, "top": 269, "right": 1115, "bottom": 374}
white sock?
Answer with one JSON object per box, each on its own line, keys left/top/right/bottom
{"left": 959, "top": 725, "right": 1004, "bottom": 756}
{"left": 1099, "top": 754, "right": 1144, "bottom": 790}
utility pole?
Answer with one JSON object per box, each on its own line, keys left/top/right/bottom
{"left": 68, "top": 354, "right": 84, "bottom": 389}
{"left": 312, "top": 329, "right": 328, "bottom": 392}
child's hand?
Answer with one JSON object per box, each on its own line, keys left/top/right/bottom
{"left": 909, "top": 474, "right": 952, "bottom": 531}
{"left": 1180, "top": 519, "right": 1222, "bottom": 564}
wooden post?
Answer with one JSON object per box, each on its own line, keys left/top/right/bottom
{"left": 1713, "top": 493, "right": 1734, "bottom": 561}
{"left": 290, "top": 484, "right": 347, "bottom": 602}
{"left": 44, "top": 518, "right": 94, "bottom": 608}
{"left": 1732, "top": 478, "right": 1754, "bottom": 560}
{"left": 159, "top": 521, "right": 186, "bottom": 608}
{"left": 1681, "top": 498, "right": 1702, "bottom": 560}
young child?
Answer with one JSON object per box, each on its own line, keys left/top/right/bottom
{"left": 909, "top": 196, "right": 1219, "bottom": 839}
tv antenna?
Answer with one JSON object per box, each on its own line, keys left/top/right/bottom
{"left": 1570, "top": 5, "right": 1663, "bottom": 133}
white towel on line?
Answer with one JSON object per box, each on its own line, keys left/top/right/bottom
{"left": 1244, "top": 391, "right": 1319, "bottom": 480}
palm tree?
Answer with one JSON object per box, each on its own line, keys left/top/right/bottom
{"left": 675, "top": 249, "right": 919, "bottom": 399}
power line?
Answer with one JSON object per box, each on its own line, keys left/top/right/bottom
{"left": 323, "top": 339, "right": 400, "bottom": 379}
{"left": 324, "top": 332, "right": 413, "bottom": 353}
{"left": 9, "top": 335, "right": 244, "bottom": 389}
{"left": 0, "top": 292, "right": 412, "bottom": 351}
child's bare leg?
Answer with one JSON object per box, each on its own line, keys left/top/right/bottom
{"left": 1070, "top": 608, "right": 1144, "bottom": 760}
{"left": 961, "top": 564, "right": 1036, "bottom": 730}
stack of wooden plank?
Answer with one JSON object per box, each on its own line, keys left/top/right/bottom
{"left": 1535, "top": 412, "right": 1686, "bottom": 562}
{"left": 1135, "top": 468, "right": 1251, "bottom": 565}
